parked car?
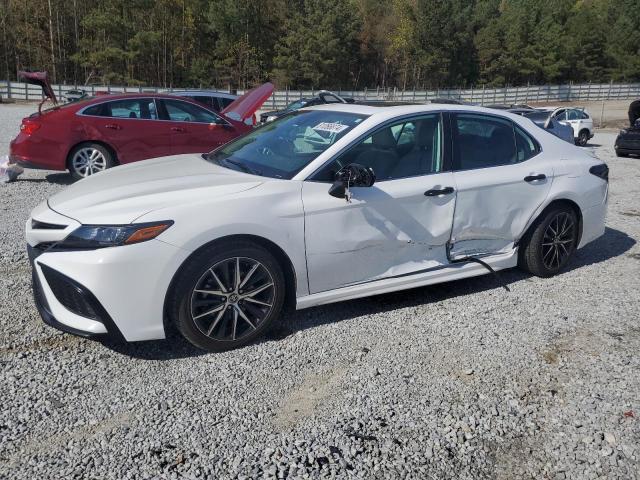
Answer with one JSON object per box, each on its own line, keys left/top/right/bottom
{"left": 63, "top": 89, "right": 88, "bottom": 103}
{"left": 487, "top": 103, "right": 534, "bottom": 110}
{"left": 168, "top": 90, "right": 237, "bottom": 112}
{"left": 541, "top": 107, "right": 594, "bottom": 146}
{"left": 10, "top": 83, "right": 274, "bottom": 179}
{"left": 614, "top": 99, "right": 640, "bottom": 157}
{"left": 510, "top": 109, "right": 575, "bottom": 144}
{"left": 26, "top": 103, "right": 608, "bottom": 352}
{"left": 259, "top": 90, "right": 352, "bottom": 123}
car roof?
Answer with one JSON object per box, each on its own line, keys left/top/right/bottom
{"left": 303, "top": 102, "right": 533, "bottom": 121}
{"left": 169, "top": 90, "right": 237, "bottom": 99}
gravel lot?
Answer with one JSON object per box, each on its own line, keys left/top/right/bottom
{"left": 1, "top": 103, "right": 639, "bottom": 479}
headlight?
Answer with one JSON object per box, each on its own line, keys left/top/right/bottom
{"left": 619, "top": 129, "right": 627, "bottom": 135}
{"left": 58, "top": 221, "right": 173, "bottom": 249}
{"left": 266, "top": 115, "right": 278, "bottom": 122}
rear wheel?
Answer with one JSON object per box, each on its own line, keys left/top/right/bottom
{"left": 576, "top": 129, "right": 590, "bottom": 146}
{"left": 616, "top": 150, "right": 629, "bottom": 158}
{"left": 169, "top": 241, "right": 285, "bottom": 352}
{"left": 68, "top": 143, "right": 114, "bottom": 180}
{"left": 518, "top": 205, "right": 579, "bottom": 277}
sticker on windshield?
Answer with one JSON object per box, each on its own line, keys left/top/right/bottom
{"left": 312, "top": 122, "right": 350, "bottom": 134}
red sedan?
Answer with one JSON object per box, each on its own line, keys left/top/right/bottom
{"left": 10, "top": 83, "right": 273, "bottom": 179}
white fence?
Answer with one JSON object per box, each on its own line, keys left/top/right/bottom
{"left": 1, "top": 80, "right": 639, "bottom": 109}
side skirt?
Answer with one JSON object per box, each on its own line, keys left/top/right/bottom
{"left": 295, "top": 249, "right": 518, "bottom": 310}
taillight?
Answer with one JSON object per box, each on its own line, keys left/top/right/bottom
{"left": 20, "top": 120, "right": 41, "bottom": 135}
{"left": 589, "top": 164, "right": 609, "bottom": 181}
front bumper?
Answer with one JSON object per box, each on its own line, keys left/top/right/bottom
{"left": 30, "top": 248, "right": 123, "bottom": 340}
{"left": 27, "top": 206, "right": 191, "bottom": 342}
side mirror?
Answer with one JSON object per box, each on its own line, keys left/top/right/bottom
{"left": 328, "top": 163, "right": 376, "bottom": 200}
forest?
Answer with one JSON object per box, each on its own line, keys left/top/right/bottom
{"left": 1, "top": 0, "right": 639, "bottom": 90}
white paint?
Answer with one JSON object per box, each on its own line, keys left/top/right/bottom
{"left": 26, "top": 103, "right": 608, "bottom": 342}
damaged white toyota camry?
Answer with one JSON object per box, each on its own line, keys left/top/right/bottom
{"left": 26, "top": 104, "right": 608, "bottom": 351}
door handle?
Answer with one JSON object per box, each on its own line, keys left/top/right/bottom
{"left": 171, "top": 127, "right": 186, "bottom": 133}
{"left": 524, "top": 174, "right": 546, "bottom": 182}
{"left": 424, "top": 186, "right": 454, "bottom": 196}
{"left": 104, "top": 124, "right": 121, "bottom": 130}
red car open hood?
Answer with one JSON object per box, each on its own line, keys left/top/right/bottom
{"left": 221, "top": 82, "right": 274, "bottom": 122}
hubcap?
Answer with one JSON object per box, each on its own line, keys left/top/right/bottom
{"left": 72, "top": 147, "right": 107, "bottom": 177}
{"left": 190, "top": 257, "right": 275, "bottom": 342}
{"left": 541, "top": 212, "right": 576, "bottom": 270}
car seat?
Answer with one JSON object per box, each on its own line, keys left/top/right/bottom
{"left": 354, "top": 128, "right": 398, "bottom": 180}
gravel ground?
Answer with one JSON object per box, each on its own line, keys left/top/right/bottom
{"left": 0, "top": 104, "right": 639, "bottom": 479}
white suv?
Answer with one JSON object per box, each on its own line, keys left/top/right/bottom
{"left": 550, "top": 107, "right": 594, "bottom": 146}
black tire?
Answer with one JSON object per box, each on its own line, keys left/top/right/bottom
{"left": 168, "top": 240, "right": 285, "bottom": 352}
{"left": 615, "top": 150, "right": 629, "bottom": 158}
{"left": 68, "top": 142, "right": 115, "bottom": 180}
{"left": 576, "top": 130, "right": 589, "bottom": 147}
{"left": 518, "top": 205, "right": 579, "bottom": 278}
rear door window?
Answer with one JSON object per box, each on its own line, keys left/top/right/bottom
{"left": 453, "top": 114, "right": 523, "bottom": 170}
{"left": 84, "top": 99, "right": 157, "bottom": 119}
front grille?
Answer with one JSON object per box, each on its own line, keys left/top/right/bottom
{"left": 40, "top": 265, "right": 100, "bottom": 320}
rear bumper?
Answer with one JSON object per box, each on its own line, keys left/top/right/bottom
{"left": 9, "top": 134, "right": 66, "bottom": 171}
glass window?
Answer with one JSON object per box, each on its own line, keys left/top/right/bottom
{"left": 161, "top": 99, "right": 219, "bottom": 123}
{"left": 83, "top": 104, "right": 104, "bottom": 116}
{"left": 205, "top": 110, "right": 367, "bottom": 179}
{"left": 193, "top": 95, "right": 218, "bottom": 110}
{"left": 515, "top": 126, "right": 540, "bottom": 162}
{"left": 453, "top": 114, "right": 517, "bottom": 170}
{"left": 313, "top": 114, "right": 442, "bottom": 182}
{"left": 567, "top": 109, "right": 580, "bottom": 120}
{"left": 219, "top": 97, "right": 235, "bottom": 109}
{"left": 94, "top": 99, "right": 157, "bottom": 119}
{"left": 554, "top": 110, "right": 566, "bottom": 121}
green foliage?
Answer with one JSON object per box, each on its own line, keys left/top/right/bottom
{"left": 0, "top": 0, "right": 638, "bottom": 88}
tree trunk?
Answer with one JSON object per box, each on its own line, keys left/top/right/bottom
{"left": 47, "top": 0, "right": 57, "bottom": 82}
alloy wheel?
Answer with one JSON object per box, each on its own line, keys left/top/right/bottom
{"left": 541, "top": 212, "right": 576, "bottom": 270}
{"left": 190, "top": 257, "right": 275, "bottom": 342}
{"left": 71, "top": 147, "right": 107, "bottom": 177}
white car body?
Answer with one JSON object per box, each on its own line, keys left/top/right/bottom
{"left": 26, "top": 104, "right": 608, "bottom": 344}
{"left": 543, "top": 107, "right": 594, "bottom": 145}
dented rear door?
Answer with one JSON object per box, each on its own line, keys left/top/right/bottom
{"left": 448, "top": 113, "right": 553, "bottom": 259}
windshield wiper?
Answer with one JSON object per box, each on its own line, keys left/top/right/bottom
{"left": 222, "top": 158, "right": 263, "bottom": 176}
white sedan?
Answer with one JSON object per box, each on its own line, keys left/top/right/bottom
{"left": 26, "top": 104, "right": 609, "bottom": 351}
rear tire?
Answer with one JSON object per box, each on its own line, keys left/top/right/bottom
{"left": 168, "top": 241, "right": 285, "bottom": 352}
{"left": 68, "top": 142, "right": 114, "bottom": 180}
{"left": 518, "top": 205, "right": 579, "bottom": 277}
{"left": 615, "top": 150, "right": 629, "bottom": 158}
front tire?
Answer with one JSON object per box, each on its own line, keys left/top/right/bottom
{"left": 168, "top": 241, "right": 285, "bottom": 352}
{"left": 518, "top": 205, "right": 579, "bottom": 277}
{"left": 68, "top": 143, "right": 114, "bottom": 180}
{"left": 576, "top": 130, "right": 590, "bottom": 146}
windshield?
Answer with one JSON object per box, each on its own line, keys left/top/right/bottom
{"left": 205, "top": 110, "right": 367, "bottom": 179}
{"left": 523, "top": 111, "right": 551, "bottom": 127}
{"left": 285, "top": 100, "right": 307, "bottom": 111}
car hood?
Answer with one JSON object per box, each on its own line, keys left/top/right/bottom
{"left": 221, "top": 82, "right": 274, "bottom": 122}
{"left": 48, "top": 154, "right": 263, "bottom": 224}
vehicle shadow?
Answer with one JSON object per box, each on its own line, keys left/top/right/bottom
{"left": 103, "top": 227, "right": 635, "bottom": 359}
{"left": 15, "top": 173, "right": 74, "bottom": 185}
